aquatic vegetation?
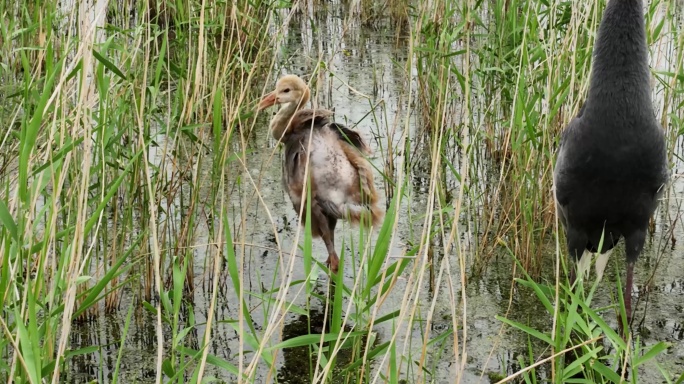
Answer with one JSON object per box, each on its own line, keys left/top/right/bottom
{"left": 0, "top": 0, "right": 681, "bottom": 383}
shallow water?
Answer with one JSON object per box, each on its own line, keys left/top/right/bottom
{"left": 65, "top": 2, "right": 684, "bottom": 383}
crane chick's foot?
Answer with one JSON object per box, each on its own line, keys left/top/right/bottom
{"left": 326, "top": 252, "right": 339, "bottom": 274}
{"left": 617, "top": 313, "right": 631, "bottom": 341}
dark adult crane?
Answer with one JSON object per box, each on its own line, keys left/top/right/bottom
{"left": 553, "top": 0, "right": 668, "bottom": 329}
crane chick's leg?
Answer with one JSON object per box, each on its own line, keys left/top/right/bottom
{"left": 310, "top": 201, "right": 339, "bottom": 273}
{"left": 325, "top": 216, "right": 338, "bottom": 273}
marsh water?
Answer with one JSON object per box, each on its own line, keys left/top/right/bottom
{"left": 66, "top": 3, "right": 684, "bottom": 383}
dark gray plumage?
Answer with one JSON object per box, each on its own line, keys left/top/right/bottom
{"left": 553, "top": 0, "right": 668, "bottom": 328}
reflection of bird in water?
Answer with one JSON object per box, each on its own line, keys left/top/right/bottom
{"left": 553, "top": 0, "right": 668, "bottom": 330}
{"left": 278, "top": 309, "right": 354, "bottom": 381}
{"left": 258, "top": 75, "right": 383, "bottom": 273}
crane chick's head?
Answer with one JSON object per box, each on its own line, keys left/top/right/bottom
{"left": 258, "top": 75, "right": 310, "bottom": 111}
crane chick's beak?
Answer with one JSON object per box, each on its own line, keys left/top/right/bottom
{"left": 258, "top": 91, "right": 277, "bottom": 111}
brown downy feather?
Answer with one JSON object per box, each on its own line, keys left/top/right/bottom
{"left": 348, "top": 202, "right": 384, "bottom": 227}
{"left": 285, "top": 107, "right": 383, "bottom": 228}
{"left": 342, "top": 198, "right": 384, "bottom": 228}
{"left": 339, "top": 142, "right": 383, "bottom": 227}
{"left": 330, "top": 123, "right": 371, "bottom": 155}
{"left": 339, "top": 143, "right": 378, "bottom": 204}
{"left": 283, "top": 155, "right": 326, "bottom": 238}
{"left": 289, "top": 109, "right": 334, "bottom": 133}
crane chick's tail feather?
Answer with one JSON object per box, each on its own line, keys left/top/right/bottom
{"left": 319, "top": 198, "right": 383, "bottom": 228}
{"left": 340, "top": 142, "right": 378, "bottom": 204}
{"left": 338, "top": 137, "right": 384, "bottom": 228}
{"left": 345, "top": 202, "right": 384, "bottom": 228}
{"left": 331, "top": 123, "right": 372, "bottom": 155}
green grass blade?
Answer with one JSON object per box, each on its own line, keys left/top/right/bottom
{"left": 14, "top": 308, "right": 39, "bottom": 384}
{"left": 495, "top": 315, "right": 554, "bottom": 345}
{"left": 92, "top": 48, "right": 127, "bottom": 80}
{"left": 364, "top": 180, "right": 402, "bottom": 298}
{"left": 0, "top": 200, "right": 18, "bottom": 241}
{"left": 633, "top": 341, "right": 670, "bottom": 367}
{"left": 590, "top": 360, "right": 621, "bottom": 383}
{"left": 177, "top": 346, "right": 242, "bottom": 378}
{"left": 267, "top": 331, "right": 366, "bottom": 350}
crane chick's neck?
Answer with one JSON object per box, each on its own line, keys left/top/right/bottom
{"left": 586, "top": 0, "right": 652, "bottom": 113}
{"left": 271, "top": 101, "right": 302, "bottom": 140}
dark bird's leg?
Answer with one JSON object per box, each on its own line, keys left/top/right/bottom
{"left": 624, "top": 261, "right": 635, "bottom": 324}
{"left": 621, "top": 229, "right": 645, "bottom": 337}
{"left": 569, "top": 267, "right": 576, "bottom": 287}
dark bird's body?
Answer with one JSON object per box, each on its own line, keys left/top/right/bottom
{"left": 553, "top": 0, "right": 668, "bottom": 326}
{"left": 258, "top": 75, "right": 383, "bottom": 273}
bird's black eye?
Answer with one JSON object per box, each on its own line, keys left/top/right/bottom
{"left": 283, "top": 88, "right": 290, "bottom": 93}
